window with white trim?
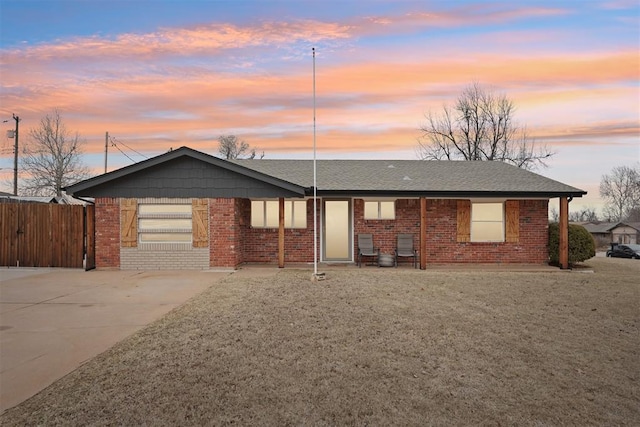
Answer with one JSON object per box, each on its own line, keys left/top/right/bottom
{"left": 364, "top": 201, "right": 395, "bottom": 220}
{"left": 471, "top": 202, "right": 504, "bottom": 242}
{"left": 138, "top": 203, "right": 192, "bottom": 243}
{"left": 251, "top": 200, "right": 307, "bottom": 228}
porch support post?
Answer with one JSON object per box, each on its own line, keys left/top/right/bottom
{"left": 559, "top": 196, "right": 569, "bottom": 269}
{"left": 420, "top": 197, "right": 427, "bottom": 270}
{"left": 278, "top": 197, "right": 285, "bottom": 268}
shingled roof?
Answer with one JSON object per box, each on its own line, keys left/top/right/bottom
{"left": 65, "top": 147, "right": 586, "bottom": 199}
{"left": 580, "top": 222, "right": 615, "bottom": 234}
{"left": 232, "top": 158, "right": 586, "bottom": 198}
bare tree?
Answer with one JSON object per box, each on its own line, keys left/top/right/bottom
{"left": 218, "top": 135, "right": 263, "bottom": 159}
{"left": 417, "top": 82, "right": 554, "bottom": 170}
{"left": 0, "top": 179, "right": 13, "bottom": 194}
{"left": 21, "top": 110, "right": 91, "bottom": 196}
{"left": 568, "top": 207, "right": 599, "bottom": 222}
{"left": 626, "top": 206, "right": 640, "bottom": 222}
{"left": 549, "top": 205, "right": 598, "bottom": 223}
{"left": 600, "top": 164, "right": 640, "bottom": 222}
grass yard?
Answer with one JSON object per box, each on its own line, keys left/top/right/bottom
{"left": 1, "top": 258, "right": 638, "bottom": 426}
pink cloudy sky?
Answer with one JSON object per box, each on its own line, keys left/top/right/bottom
{"left": 1, "top": 0, "right": 638, "bottom": 214}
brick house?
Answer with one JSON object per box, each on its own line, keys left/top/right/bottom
{"left": 65, "top": 146, "right": 586, "bottom": 270}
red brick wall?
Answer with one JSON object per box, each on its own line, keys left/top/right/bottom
{"left": 94, "top": 197, "right": 252, "bottom": 270}
{"left": 93, "top": 197, "right": 549, "bottom": 269}
{"left": 354, "top": 199, "right": 421, "bottom": 256}
{"left": 94, "top": 197, "right": 120, "bottom": 268}
{"left": 209, "top": 198, "right": 243, "bottom": 268}
{"left": 421, "top": 199, "right": 549, "bottom": 264}
{"left": 516, "top": 199, "right": 549, "bottom": 263}
{"left": 242, "top": 199, "right": 318, "bottom": 264}
{"left": 240, "top": 198, "right": 549, "bottom": 265}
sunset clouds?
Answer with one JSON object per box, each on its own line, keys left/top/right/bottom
{"left": 0, "top": 0, "right": 638, "bottom": 211}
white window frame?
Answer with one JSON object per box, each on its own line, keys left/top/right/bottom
{"left": 364, "top": 200, "right": 395, "bottom": 220}
{"left": 138, "top": 203, "right": 193, "bottom": 244}
{"left": 251, "top": 199, "right": 307, "bottom": 229}
{"left": 470, "top": 202, "right": 505, "bottom": 243}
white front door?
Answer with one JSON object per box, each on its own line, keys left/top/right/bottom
{"left": 322, "top": 199, "right": 351, "bottom": 261}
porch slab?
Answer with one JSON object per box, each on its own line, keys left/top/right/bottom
{"left": 242, "top": 262, "right": 561, "bottom": 272}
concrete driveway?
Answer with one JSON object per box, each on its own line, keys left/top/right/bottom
{"left": 0, "top": 267, "right": 233, "bottom": 413}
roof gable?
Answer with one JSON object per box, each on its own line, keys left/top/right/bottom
{"left": 608, "top": 222, "right": 640, "bottom": 232}
{"left": 65, "top": 147, "right": 305, "bottom": 198}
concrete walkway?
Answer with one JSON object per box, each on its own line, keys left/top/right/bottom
{"left": 0, "top": 267, "right": 243, "bottom": 413}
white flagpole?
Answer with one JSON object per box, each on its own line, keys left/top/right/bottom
{"left": 313, "top": 47, "right": 318, "bottom": 277}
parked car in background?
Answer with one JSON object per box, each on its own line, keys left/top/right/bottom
{"left": 606, "top": 244, "right": 640, "bottom": 259}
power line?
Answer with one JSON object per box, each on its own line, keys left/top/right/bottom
{"left": 108, "top": 136, "right": 148, "bottom": 165}
{"left": 109, "top": 138, "right": 137, "bottom": 164}
{"left": 111, "top": 143, "right": 137, "bottom": 164}
{"left": 113, "top": 137, "right": 148, "bottom": 159}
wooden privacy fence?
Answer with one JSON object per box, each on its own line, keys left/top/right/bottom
{"left": 0, "top": 203, "right": 95, "bottom": 269}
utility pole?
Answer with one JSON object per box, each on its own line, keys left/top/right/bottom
{"left": 12, "top": 114, "right": 19, "bottom": 196}
{"left": 105, "top": 131, "right": 109, "bottom": 173}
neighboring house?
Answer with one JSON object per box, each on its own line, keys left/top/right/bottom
{"left": 55, "top": 193, "right": 92, "bottom": 205}
{"left": 0, "top": 195, "right": 58, "bottom": 204}
{"left": 609, "top": 222, "right": 640, "bottom": 245}
{"left": 581, "top": 222, "right": 640, "bottom": 245}
{"left": 0, "top": 193, "right": 88, "bottom": 205}
{"left": 65, "top": 146, "right": 585, "bottom": 270}
{"left": 580, "top": 222, "right": 615, "bottom": 247}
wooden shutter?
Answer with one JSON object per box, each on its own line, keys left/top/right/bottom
{"left": 456, "top": 200, "right": 471, "bottom": 243}
{"left": 121, "top": 199, "right": 137, "bottom": 248}
{"left": 505, "top": 200, "right": 520, "bottom": 243}
{"left": 192, "top": 199, "right": 209, "bottom": 248}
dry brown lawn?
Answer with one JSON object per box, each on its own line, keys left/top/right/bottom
{"left": 2, "top": 258, "right": 638, "bottom": 426}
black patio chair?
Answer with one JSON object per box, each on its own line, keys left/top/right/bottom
{"left": 395, "top": 233, "right": 417, "bottom": 268}
{"left": 357, "top": 233, "right": 379, "bottom": 267}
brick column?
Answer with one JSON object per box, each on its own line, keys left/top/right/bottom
{"left": 95, "top": 197, "right": 120, "bottom": 268}
{"left": 209, "top": 198, "right": 241, "bottom": 268}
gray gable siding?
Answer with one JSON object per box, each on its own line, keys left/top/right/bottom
{"left": 72, "top": 156, "right": 304, "bottom": 198}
